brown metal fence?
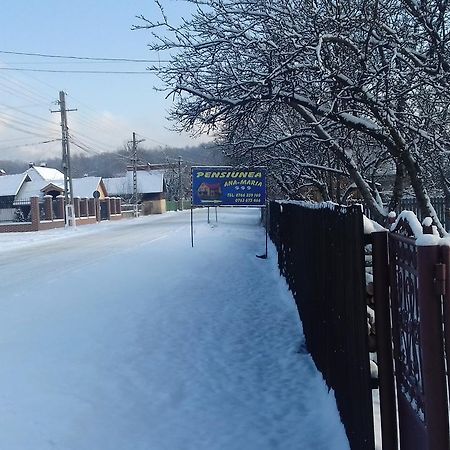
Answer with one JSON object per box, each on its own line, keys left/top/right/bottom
{"left": 371, "top": 217, "right": 450, "bottom": 449}
{"left": 269, "top": 201, "right": 374, "bottom": 449}
{"left": 269, "top": 200, "right": 450, "bottom": 449}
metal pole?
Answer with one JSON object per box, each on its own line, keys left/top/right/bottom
{"left": 190, "top": 205, "right": 194, "bottom": 247}
{"left": 132, "top": 132, "right": 138, "bottom": 217}
{"left": 178, "top": 156, "right": 183, "bottom": 211}
{"left": 207, "top": 207, "right": 210, "bottom": 224}
{"left": 215, "top": 206, "right": 218, "bottom": 222}
{"left": 265, "top": 204, "right": 268, "bottom": 257}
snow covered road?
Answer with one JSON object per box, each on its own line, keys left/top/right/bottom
{"left": 0, "top": 208, "right": 349, "bottom": 449}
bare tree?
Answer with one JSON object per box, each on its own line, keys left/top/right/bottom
{"left": 135, "top": 0, "right": 450, "bottom": 232}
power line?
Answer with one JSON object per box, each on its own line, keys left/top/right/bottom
{"left": 0, "top": 73, "right": 54, "bottom": 104}
{"left": 0, "top": 138, "right": 60, "bottom": 151}
{"left": 0, "top": 102, "right": 60, "bottom": 130}
{"left": 70, "top": 130, "right": 117, "bottom": 153}
{"left": 0, "top": 50, "right": 168, "bottom": 63}
{"left": 0, "top": 67, "right": 155, "bottom": 74}
{"left": 0, "top": 117, "right": 55, "bottom": 139}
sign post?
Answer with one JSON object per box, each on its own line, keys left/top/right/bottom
{"left": 190, "top": 166, "right": 267, "bottom": 255}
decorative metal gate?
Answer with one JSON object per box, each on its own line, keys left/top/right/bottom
{"left": 373, "top": 217, "right": 449, "bottom": 449}
{"left": 389, "top": 232, "right": 427, "bottom": 448}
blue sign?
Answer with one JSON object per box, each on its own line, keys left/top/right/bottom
{"left": 192, "top": 167, "right": 266, "bottom": 206}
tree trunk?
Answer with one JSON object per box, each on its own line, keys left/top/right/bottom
{"left": 388, "top": 160, "right": 406, "bottom": 213}
{"left": 401, "top": 151, "right": 445, "bottom": 235}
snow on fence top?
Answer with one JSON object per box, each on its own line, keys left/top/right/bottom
{"left": 277, "top": 199, "right": 357, "bottom": 215}
{"left": 276, "top": 200, "right": 387, "bottom": 234}
{"left": 389, "top": 210, "right": 423, "bottom": 238}
{"left": 389, "top": 210, "right": 445, "bottom": 246}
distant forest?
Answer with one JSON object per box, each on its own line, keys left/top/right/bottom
{"left": 0, "top": 143, "right": 226, "bottom": 177}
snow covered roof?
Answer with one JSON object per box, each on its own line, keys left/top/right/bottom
{"left": 104, "top": 171, "right": 164, "bottom": 196}
{"left": 0, "top": 173, "right": 30, "bottom": 197}
{"left": 26, "top": 166, "right": 64, "bottom": 182}
{"left": 15, "top": 179, "right": 50, "bottom": 202}
{"left": 72, "top": 177, "right": 103, "bottom": 198}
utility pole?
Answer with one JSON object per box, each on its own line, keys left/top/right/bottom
{"left": 51, "top": 91, "right": 77, "bottom": 224}
{"left": 52, "top": 91, "right": 76, "bottom": 205}
{"left": 178, "top": 155, "right": 183, "bottom": 211}
{"left": 132, "top": 132, "right": 138, "bottom": 214}
{"left": 129, "top": 132, "right": 144, "bottom": 217}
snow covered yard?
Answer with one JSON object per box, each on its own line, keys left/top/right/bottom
{"left": 0, "top": 208, "right": 349, "bottom": 449}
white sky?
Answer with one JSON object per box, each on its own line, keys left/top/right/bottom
{"left": 0, "top": 208, "right": 350, "bottom": 449}
{"left": 0, "top": 0, "right": 211, "bottom": 162}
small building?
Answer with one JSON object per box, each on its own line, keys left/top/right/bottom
{"left": 104, "top": 170, "right": 166, "bottom": 214}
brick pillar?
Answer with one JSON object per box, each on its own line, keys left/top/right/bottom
{"left": 30, "top": 196, "right": 40, "bottom": 230}
{"left": 74, "top": 197, "right": 81, "bottom": 218}
{"left": 117, "top": 197, "right": 122, "bottom": 215}
{"left": 56, "top": 195, "right": 65, "bottom": 220}
{"left": 44, "top": 195, "right": 53, "bottom": 221}
{"left": 105, "top": 197, "right": 111, "bottom": 220}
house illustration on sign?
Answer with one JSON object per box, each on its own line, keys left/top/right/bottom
{"left": 197, "top": 182, "right": 222, "bottom": 201}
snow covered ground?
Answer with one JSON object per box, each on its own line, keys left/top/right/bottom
{"left": 0, "top": 208, "right": 349, "bottom": 449}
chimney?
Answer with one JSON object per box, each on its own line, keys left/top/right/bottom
{"left": 29, "top": 162, "right": 35, "bottom": 168}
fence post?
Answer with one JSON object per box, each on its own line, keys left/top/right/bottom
{"left": 372, "top": 231, "right": 398, "bottom": 449}
{"left": 30, "top": 196, "right": 40, "bottom": 230}
{"left": 417, "top": 242, "right": 449, "bottom": 449}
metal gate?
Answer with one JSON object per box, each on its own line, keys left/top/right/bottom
{"left": 373, "top": 216, "right": 449, "bottom": 449}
